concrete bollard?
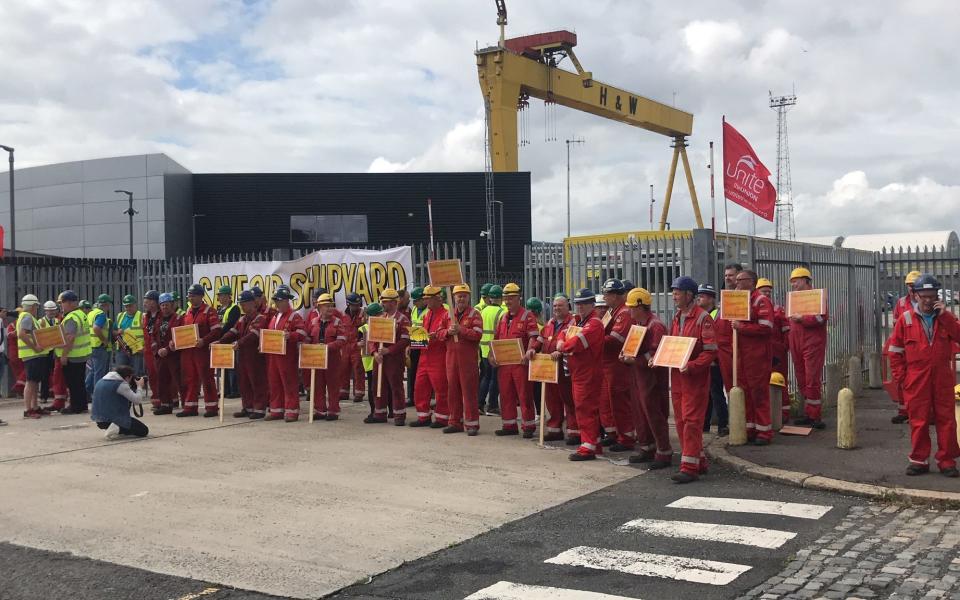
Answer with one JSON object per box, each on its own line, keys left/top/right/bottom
{"left": 868, "top": 351, "right": 882, "bottom": 389}
{"left": 848, "top": 355, "right": 863, "bottom": 397}
{"left": 770, "top": 385, "right": 783, "bottom": 431}
{"left": 825, "top": 363, "right": 842, "bottom": 409}
{"left": 728, "top": 386, "right": 747, "bottom": 446}
{"left": 837, "top": 388, "right": 856, "bottom": 449}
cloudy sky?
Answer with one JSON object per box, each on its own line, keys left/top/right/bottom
{"left": 1, "top": 0, "right": 957, "bottom": 242}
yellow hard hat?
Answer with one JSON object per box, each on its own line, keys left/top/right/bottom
{"left": 770, "top": 372, "right": 786, "bottom": 387}
{"left": 422, "top": 285, "right": 442, "bottom": 297}
{"left": 905, "top": 270, "right": 922, "bottom": 285}
{"left": 380, "top": 288, "right": 399, "bottom": 301}
{"left": 790, "top": 267, "right": 812, "bottom": 280}
{"left": 316, "top": 293, "right": 335, "bottom": 305}
{"left": 452, "top": 284, "right": 471, "bottom": 295}
{"left": 625, "top": 287, "right": 652, "bottom": 307}
{"left": 756, "top": 278, "right": 773, "bottom": 289}
{"left": 954, "top": 384, "right": 960, "bottom": 402}
{"left": 503, "top": 282, "right": 521, "bottom": 296}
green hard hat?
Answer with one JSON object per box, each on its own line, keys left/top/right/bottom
{"left": 480, "top": 283, "right": 493, "bottom": 296}
{"left": 365, "top": 302, "right": 384, "bottom": 316}
{"left": 487, "top": 285, "right": 503, "bottom": 299}
{"left": 217, "top": 285, "right": 232, "bottom": 295}
{"left": 411, "top": 287, "right": 425, "bottom": 300}
{"left": 79, "top": 300, "right": 92, "bottom": 309}
{"left": 122, "top": 294, "right": 136, "bottom": 305}
{"left": 173, "top": 292, "right": 182, "bottom": 301}
{"left": 97, "top": 294, "right": 113, "bottom": 304}
{"left": 525, "top": 297, "right": 543, "bottom": 314}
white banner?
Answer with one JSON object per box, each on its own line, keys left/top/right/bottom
{"left": 192, "top": 247, "right": 412, "bottom": 311}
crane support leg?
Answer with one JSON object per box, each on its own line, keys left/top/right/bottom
{"left": 679, "top": 141, "right": 704, "bottom": 228}
{"left": 659, "top": 142, "right": 681, "bottom": 231}
{"left": 479, "top": 66, "right": 521, "bottom": 172}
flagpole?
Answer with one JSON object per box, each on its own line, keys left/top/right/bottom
{"left": 709, "top": 141, "right": 715, "bottom": 233}
{"left": 722, "top": 116, "right": 730, "bottom": 236}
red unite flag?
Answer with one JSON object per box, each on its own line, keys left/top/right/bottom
{"left": 722, "top": 119, "right": 776, "bottom": 222}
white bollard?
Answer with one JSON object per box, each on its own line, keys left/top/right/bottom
{"left": 728, "top": 387, "right": 747, "bottom": 446}
{"left": 837, "top": 388, "right": 856, "bottom": 449}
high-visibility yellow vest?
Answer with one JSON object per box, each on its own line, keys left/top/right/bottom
{"left": 410, "top": 305, "right": 428, "bottom": 349}
{"left": 474, "top": 300, "right": 487, "bottom": 312}
{"left": 56, "top": 309, "right": 92, "bottom": 359}
{"left": 118, "top": 310, "right": 144, "bottom": 349}
{"left": 220, "top": 304, "right": 238, "bottom": 325}
{"left": 480, "top": 304, "right": 506, "bottom": 358}
{"left": 16, "top": 312, "right": 44, "bottom": 361}
{"left": 87, "top": 308, "right": 112, "bottom": 349}
{"left": 359, "top": 323, "right": 374, "bottom": 372}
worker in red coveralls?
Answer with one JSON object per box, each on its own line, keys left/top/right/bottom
{"left": 439, "top": 284, "right": 483, "bottom": 435}
{"left": 309, "top": 293, "right": 348, "bottom": 421}
{"left": 340, "top": 293, "right": 366, "bottom": 402}
{"left": 658, "top": 276, "right": 717, "bottom": 484}
{"left": 141, "top": 290, "right": 161, "bottom": 408}
{"left": 713, "top": 264, "right": 742, "bottom": 393}
{"left": 370, "top": 288, "right": 410, "bottom": 425}
{"left": 301, "top": 289, "right": 324, "bottom": 401}
{"left": 599, "top": 278, "right": 636, "bottom": 452}
{"left": 410, "top": 286, "right": 451, "bottom": 428}
{"left": 733, "top": 269, "right": 775, "bottom": 445}
{"left": 219, "top": 290, "right": 267, "bottom": 419}
{"left": 887, "top": 273, "right": 960, "bottom": 478}
{"left": 756, "top": 278, "right": 791, "bottom": 424}
{"left": 620, "top": 287, "right": 672, "bottom": 469}
{"left": 527, "top": 294, "right": 578, "bottom": 444}
{"left": 787, "top": 267, "right": 828, "bottom": 429}
{"left": 262, "top": 285, "right": 307, "bottom": 422}
{"left": 887, "top": 270, "right": 921, "bottom": 424}
{"left": 175, "top": 284, "right": 222, "bottom": 418}
{"left": 561, "top": 288, "right": 605, "bottom": 460}
{"left": 6, "top": 318, "right": 26, "bottom": 397}
{"left": 152, "top": 293, "right": 181, "bottom": 415}
{"left": 489, "top": 282, "right": 539, "bottom": 438}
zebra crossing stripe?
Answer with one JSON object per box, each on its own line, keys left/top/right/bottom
{"left": 667, "top": 496, "right": 832, "bottom": 520}
{"left": 465, "top": 581, "right": 642, "bottom": 600}
{"left": 544, "top": 546, "right": 751, "bottom": 586}
{"left": 618, "top": 517, "right": 797, "bottom": 549}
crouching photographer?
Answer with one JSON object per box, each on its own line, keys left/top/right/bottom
{"left": 91, "top": 364, "right": 149, "bottom": 440}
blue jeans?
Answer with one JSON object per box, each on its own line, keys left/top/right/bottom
{"left": 478, "top": 358, "right": 499, "bottom": 410}
{"left": 115, "top": 351, "right": 144, "bottom": 377}
{"left": 704, "top": 363, "right": 728, "bottom": 431}
{"left": 86, "top": 347, "right": 111, "bottom": 397}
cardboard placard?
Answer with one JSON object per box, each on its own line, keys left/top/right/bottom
{"left": 491, "top": 338, "right": 524, "bottom": 365}
{"left": 427, "top": 259, "right": 464, "bottom": 288}
{"left": 209, "top": 344, "right": 235, "bottom": 369}
{"left": 621, "top": 324, "right": 648, "bottom": 358}
{"left": 787, "top": 289, "right": 827, "bottom": 317}
{"left": 172, "top": 324, "right": 199, "bottom": 350}
{"left": 259, "top": 329, "right": 287, "bottom": 355}
{"left": 367, "top": 316, "right": 397, "bottom": 344}
{"left": 121, "top": 329, "right": 144, "bottom": 354}
{"left": 720, "top": 290, "right": 751, "bottom": 321}
{"left": 652, "top": 335, "right": 697, "bottom": 370}
{"left": 779, "top": 425, "right": 813, "bottom": 436}
{"left": 34, "top": 325, "right": 66, "bottom": 350}
{"left": 299, "top": 343, "right": 329, "bottom": 370}
{"left": 528, "top": 354, "right": 559, "bottom": 383}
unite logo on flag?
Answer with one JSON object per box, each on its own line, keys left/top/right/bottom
{"left": 722, "top": 119, "right": 776, "bottom": 221}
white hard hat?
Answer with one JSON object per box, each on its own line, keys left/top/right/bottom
{"left": 43, "top": 300, "right": 58, "bottom": 311}
{"left": 20, "top": 294, "right": 39, "bottom": 306}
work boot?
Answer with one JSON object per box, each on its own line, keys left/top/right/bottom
{"left": 485, "top": 406, "right": 500, "bottom": 416}
{"left": 609, "top": 443, "right": 636, "bottom": 453}
{"left": 810, "top": 420, "right": 826, "bottom": 430}
{"left": 522, "top": 430, "right": 535, "bottom": 439}
{"left": 467, "top": 429, "right": 479, "bottom": 437}
{"left": 628, "top": 451, "right": 654, "bottom": 464}
{"left": 891, "top": 414, "right": 908, "bottom": 424}
{"left": 203, "top": 410, "right": 219, "bottom": 418}
{"left": 565, "top": 435, "right": 581, "bottom": 446}
{"left": 429, "top": 421, "right": 445, "bottom": 429}
{"left": 353, "top": 396, "right": 364, "bottom": 403}
{"left": 409, "top": 420, "right": 431, "bottom": 428}
{"left": 905, "top": 464, "right": 929, "bottom": 476}
{"left": 36, "top": 406, "right": 51, "bottom": 415}
{"left": 233, "top": 409, "right": 250, "bottom": 418}
{"left": 568, "top": 449, "right": 596, "bottom": 461}
{"left": 649, "top": 457, "right": 673, "bottom": 470}
{"left": 325, "top": 414, "right": 339, "bottom": 421}
{"left": 543, "top": 432, "right": 564, "bottom": 442}
{"left": 153, "top": 406, "right": 173, "bottom": 416}
{"left": 752, "top": 438, "right": 771, "bottom": 446}
{"left": 717, "top": 426, "right": 730, "bottom": 437}
{"left": 23, "top": 410, "right": 41, "bottom": 420}
{"left": 671, "top": 471, "right": 699, "bottom": 484}
{"left": 364, "top": 415, "right": 388, "bottom": 424}
{"left": 263, "top": 414, "right": 283, "bottom": 421}
{"left": 312, "top": 413, "right": 326, "bottom": 421}
{"left": 248, "top": 412, "right": 265, "bottom": 420}
{"left": 600, "top": 436, "right": 615, "bottom": 447}
{"left": 175, "top": 411, "right": 198, "bottom": 418}
{"left": 494, "top": 428, "right": 519, "bottom": 436}
{"left": 393, "top": 417, "right": 405, "bottom": 426}
{"left": 442, "top": 426, "right": 464, "bottom": 434}
{"left": 942, "top": 467, "right": 960, "bottom": 478}
{"left": 284, "top": 415, "right": 299, "bottom": 423}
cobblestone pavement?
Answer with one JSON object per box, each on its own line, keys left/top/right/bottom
{"left": 740, "top": 504, "right": 960, "bottom": 600}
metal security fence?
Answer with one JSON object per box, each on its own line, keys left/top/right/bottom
{"left": 878, "top": 243, "right": 960, "bottom": 337}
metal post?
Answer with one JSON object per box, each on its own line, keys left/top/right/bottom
{"left": 565, "top": 138, "right": 584, "bottom": 238}
{"left": 649, "top": 184, "right": 654, "bottom": 231}
{"left": 1, "top": 145, "right": 16, "bottom": 297}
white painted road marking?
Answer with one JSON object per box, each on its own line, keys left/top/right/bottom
{"left": 667, "top": 496, "right": 832, "bottom": 520}
{"left": 544, "top": 546, "right": 751, "bottom": 586}
{"left": 618, "top": 517, "right": 797, "bottom": 549}
{"left": 465, "top": 581, "right": 642, "bottom": 600}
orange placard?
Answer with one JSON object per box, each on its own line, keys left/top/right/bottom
{"left": 209, "top": 344, "right": 235, "bottom": 369}
{"left": 299, "top": 343, "right": 329, "bottom": 370}
{"left": 787, "top": 289, "right": 826, "bottom": 318}
{"left": 491, "top": 338, "right": 523, "bottom": 365}
{"left": 172, "top": 324, "right": 199, "bottom": 350}
{"left": 528, "top": 354, "right": 559, "bottom": 383}
{"left": 259, "top": 329, "right": 287, "bottom": 355}
{"left": 621, "top": 325, "right": 648, "bottom": 358}
{"left": 720, "top": 290, "right": 751, "bottom": 321}
{"left": 601, "top": 311, "right": 612, "bottom": 328}
{"left": 34, "top": 325, "right": 66, "bottom": 350}
{"left": 427, "top": 259, "right": 464, "bottom": 288}
{"left": 367, "top": 316, "right": 397, "bottom": 344}
{"left": 652, "top": 335, "right": 697, "bottom": 370}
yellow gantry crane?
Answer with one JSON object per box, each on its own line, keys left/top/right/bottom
{"left": 476, "top": 1, "right": 703, "bottom": 230}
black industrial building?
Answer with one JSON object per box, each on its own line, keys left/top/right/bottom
{"left": 192, "top": 172, "right": 531, "bottom": 276}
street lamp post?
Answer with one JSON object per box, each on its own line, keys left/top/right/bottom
{"left": 1, "top": 145, "right": 14, "bottom": 260}
{"left": 115, "top": 190, "right": 136, "bottom": 260}
{"left": 565, "top": 138, "right": 584, "bottom": 239}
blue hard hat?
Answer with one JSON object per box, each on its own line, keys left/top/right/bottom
{"left": 697, "top": 283, "right": 717, "bottom": 297}
{"left": 251, "top": 286, "right": 264, "bottom": 298}
{"left": 573, "top": 288, "right": 596, "bottom": 305}
{"left": 187, "top": 283, "right": 205, "bottom": 297}
{"left": 601, "top": 278, "right": 626, "bottom": 294}
{"left": 671, "top": 276, "right": 698, "bottom": 294}
{"left": 143, "top": 290, "right": 160, "bottom": 302}
{"left": 159, "top": 293, "right": 174, "bottom": 304}
{"left": 346, "top": 292, "right": 362, "bottom": 305}
{"left": 238, "top": 290, "right": 256, "bottom": 303}
{"left": 59, "top": 290, "right": 79, "bottom": 302}
{"left": 622, "top": 280, "right": 636, "bottom": 293}
{"left": 914, "top": 273, "right": 941, "bottom": 291}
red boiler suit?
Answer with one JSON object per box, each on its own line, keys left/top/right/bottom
{"left": 143, "top": 310, "right": 160, "bottom": 403}
{"left": 714, "top": 315, "right": 734, "bottom": 392}
{"left": 670, "top": 305, "right": 718, "bottom": 475}
{"left": 309, "top": 311, "right": 348, "bottom": 417}
{"left": 603, "top": 303, "right": 636, "bottom": 446}
{"left": 788, "top": 302, "right": 829, "bottom": 420}
{"left": 340, "top": 308, "right": 366, "bottom": 400}
{"left": 632, "top": 313, "right": 671, "bottom": 463}
{"left": 220, "top": 312, "right": 268, "bottom": 416}
{"left": 370, "top": 311, "right": 410, "bottom": 423}
{"left": 438, "top": 307, "right": 483, "bottom": 431}
{"left": 737, "top": 291, "right": 775, "bottom": 442}
{"left": 414, "top": 307, "right": 451, "bottom": 425}
{"left": 152, "top": 312, "right": 181, "bottom": 410}
{"left": 888, "top": 308, "right": 960, "bottom": 470}
{"left": 530, "top": 313, "right": 578, "bottom": 439}
{"left": 179, "top": 303, "right": 222, "bottom": 414}
{"left": 495, "top": 307, "right": 540, "bottom": 433}
{"left": 561, "top": 310, "right": 605, "bottom": 456}
{"left": 265, "top": 309, "right": 307, "bottom": 419}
